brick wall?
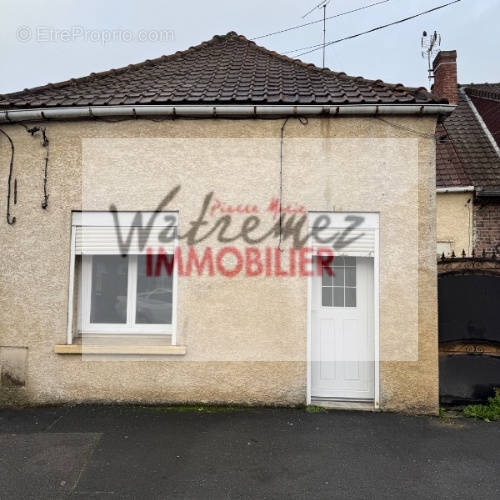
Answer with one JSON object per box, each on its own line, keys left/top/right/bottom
{"left": 474, "top": 200, "right": 500, "bottom": 254}
{"left": 432, "top": 50, "right": 458, "bottom": 105}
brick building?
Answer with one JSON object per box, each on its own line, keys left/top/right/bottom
{"left": 434, "top": 51, "right": 500, "bottom": 255}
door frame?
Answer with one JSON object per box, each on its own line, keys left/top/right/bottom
{"left": 306, "top": 212, "right": 380, "bottom": 409}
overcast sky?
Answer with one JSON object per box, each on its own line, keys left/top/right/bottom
{"left": 1, "top": 0, "right": 499, "bottom": 95}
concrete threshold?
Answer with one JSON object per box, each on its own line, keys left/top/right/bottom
{"left": 311, "top": 399, "right": 377, "bottom": 411}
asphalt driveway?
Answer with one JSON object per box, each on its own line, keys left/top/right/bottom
{"left": 0, "top": 406, "right": 498, "bottom": 499}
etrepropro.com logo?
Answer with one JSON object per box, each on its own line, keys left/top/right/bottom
{"left": 16, "top": 25, "right": 175, "bottom": 44}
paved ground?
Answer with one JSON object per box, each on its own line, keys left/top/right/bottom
{"left": 0, "top": 406, "right": 498, "bottom": 499}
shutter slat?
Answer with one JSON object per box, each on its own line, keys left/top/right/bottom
{"left": 310, "top": 228, "right": 375, "bottom": 256}
{"left": 75, "top": 226, "right": 176, "bottom": 255}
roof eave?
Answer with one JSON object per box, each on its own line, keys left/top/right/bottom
{"left": 0, "top": 104, "right": 456, "bottom": 123}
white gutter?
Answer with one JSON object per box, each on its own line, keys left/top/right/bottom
{"left": 436, "top": 186, "right": 475, "bottom": 193}
{"left": 0, "top": 104, "right": 455, "bottom": 123}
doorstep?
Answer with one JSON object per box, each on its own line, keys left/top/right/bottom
{"left": 311, "top": 399, "right": 377, "bottom": 411}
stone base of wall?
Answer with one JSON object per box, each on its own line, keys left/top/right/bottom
{"left": 0, "top": 358, "right": 441, "bottom": 415}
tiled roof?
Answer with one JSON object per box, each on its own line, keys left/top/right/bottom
{"left": 466, "top": 85, "right": 500, "bottom": 150}
{"left": 436, "top": 122, "right": 471, "bottom": 187}
{"left": 436, "top": 86, "right": 500, "bottom": 190}
{"left": 465, "top": 83, "right": 500, "bottom": 100}
{"left": 0, "top": 32, "right": 447, "bottom": 109}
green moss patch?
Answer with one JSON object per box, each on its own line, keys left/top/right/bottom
{"left": 142, "top": 404, "right": 249, "bottom": 414}
{"left": 463, "top": 389, "right": 500, "bottom": 422}
{"left": 305, "top": 405, "right": 327, "bottom": 414}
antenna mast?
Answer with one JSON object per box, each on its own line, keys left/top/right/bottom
{"left": 421, "top": 30, "right": 442, "bottom": 86}
{"left": 302, "top": 0, "right": 332, "bottom": 68}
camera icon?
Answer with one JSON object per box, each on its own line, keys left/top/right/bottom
{"left": 16, "top": 26, "right": 32, "bottom": 42}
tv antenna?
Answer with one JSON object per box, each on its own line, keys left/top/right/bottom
{"left": 302, "top": 0, "right": 332, "bottom": 68}
{"left": 421, "top": 30, "right": 442, "bottom": 86}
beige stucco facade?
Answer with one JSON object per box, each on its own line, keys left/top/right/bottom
{"left": 436, "top": 191, "right": 474, "bottom": 256}
{"left": 0, "top": 115, "right": 439, "bottom": 414}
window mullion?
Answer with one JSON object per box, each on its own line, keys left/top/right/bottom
{"left": 127, "top": 255, "right": 138, "bottom": 329}
{"left": 82, "top": 255, "right": 92, "bottom": 331}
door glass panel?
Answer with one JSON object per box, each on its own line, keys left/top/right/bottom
{"left": 333, "top": 256, "right": 345, "bottom": 266}
{"left": 322, "top": 286, "right": 333, "bottom": 307}
{"left": 320, "top": 256, "right": 357, "bottom": 308}
{"left": 136, "top": 254, "right": 173, "bottom": 324}
{"left": 345, "top": 267, "right": 356, "bottom": 287}
{"left": 322, "top": 264, "right": 333, "bottom": 286}
{"left": 333, "top": 287, "right": 344, "bottom": 307}
{"left": 345, "top": 287, "right": 356, "bottom": 307}
{"left": 332, "top": 267, "right": 344, "bottom": 286}
{"left": 344, "top": 257, "right": 356, "bottom": 267}
{"left": 90, "top": 255, "right": 128, "bottom": 324}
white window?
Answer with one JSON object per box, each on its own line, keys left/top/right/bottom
{"left": 70, "top": 212, "right": 178, "bottom": 338}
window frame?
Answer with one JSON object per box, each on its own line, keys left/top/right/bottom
{"left": 79, "top": 253, "right": 176, "bottom": 335}
{"left": 67, "top": 210, "right": 179, "bottom": 343}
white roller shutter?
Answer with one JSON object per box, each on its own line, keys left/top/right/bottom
{"left": 75, "top": 226, "right": 176, "bottom": 255}
{"left": 309, "top": 212, "right": 379, "bottom": 257}
{"left": 310, "top": 228, "right": 375, "bottom": 256}
{"left": 72, "top": 211, "right": 178, "bottom": 255}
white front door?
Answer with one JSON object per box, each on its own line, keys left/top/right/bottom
{"left": 311, "top": 256, "right": 375, "bottom": 400}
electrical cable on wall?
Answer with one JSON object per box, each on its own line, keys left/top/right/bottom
{"left": 0, "top": 128, "right": 17, "bottom": 225}
{"left": 279, "top": 117, "right": 291, "bottom": 251}
{"left": 19, "top": 124, "right": 50, "bottom": 209}
{"left": 2, "top": 111, "right": 471, "bottom": 230}
{"left": 6, "top": 113, "right": 470, "bottom": 147}
{"left": 40, "top": 128, "right": 49, "bottom": 209}
{"left": 374, "top": 116, "right": 436, "bottom": 140}
{"left": 278, "top": 116, "right": 308, "bottom": 251}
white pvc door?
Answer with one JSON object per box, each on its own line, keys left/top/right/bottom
{"left": 311, "top": 256, "right": 375, "bottom": 400}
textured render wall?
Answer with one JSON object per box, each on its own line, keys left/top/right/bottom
{"left": 436, "top": 192, "right": 474, "bottom": 255}
{"left": 0, "top": 116, "right": 438, "bottom": 413}
{"left": 380, "top": 124, "right": 439, "bottom": 414}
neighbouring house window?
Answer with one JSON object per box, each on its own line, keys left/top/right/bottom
{"left": 321, "top": 256, "right": 357, "bottom": 308}
{"left": 73, "top": 211, "right": 177, "bottom": 335}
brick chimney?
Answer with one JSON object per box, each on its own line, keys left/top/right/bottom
{"left": 432, "top": 50, "right": 458, "bottom": 104}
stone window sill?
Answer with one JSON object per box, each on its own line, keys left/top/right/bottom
{"left": 54, "top": 344, "right": 186, "bottom": 355}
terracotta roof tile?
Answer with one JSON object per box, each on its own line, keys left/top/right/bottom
{"left": 465, "top": 83, "right": 500, "bottom": 100}
{"left": 0, "top": 32, "right": 446, "bottom": 109}
{"left": 436, "top": 86, "right": 500, "bottom": 189}
{"left": 436, "top": 122, "right": 471, "bottom": 188}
